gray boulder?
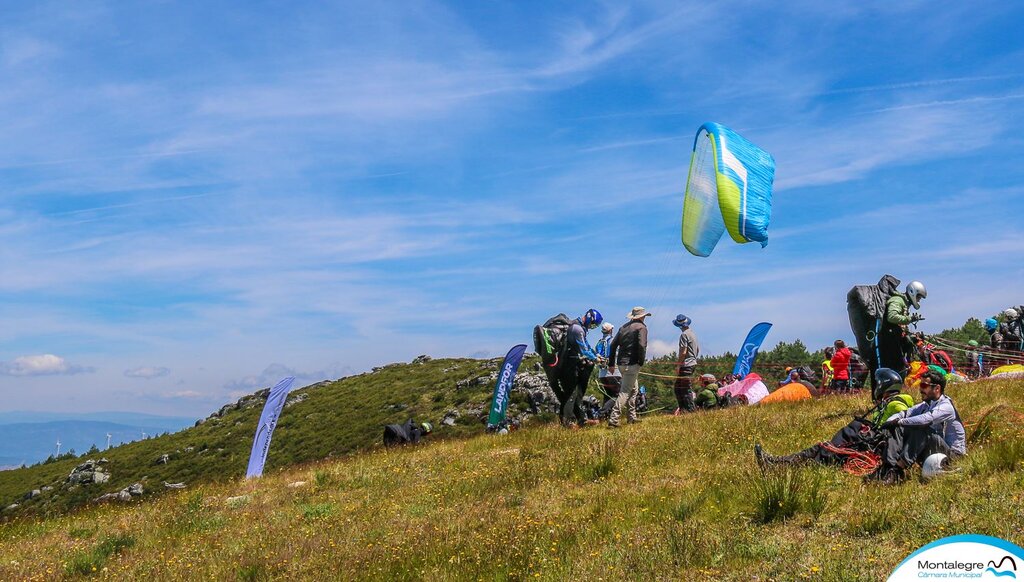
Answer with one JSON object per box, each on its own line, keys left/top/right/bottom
{"left": 67, "top": 460, "right": 110, "bottom": 485}
{"left": 285, "top": 392, "right": 308, "bottom": 408}
{"left": 441, "top": 410, "right": 459, "bottom": 427}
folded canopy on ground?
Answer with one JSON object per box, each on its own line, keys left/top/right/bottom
{"left": 718, "top": 373, "right": 769, "bottom": 405}
{"left": 759, "top": 382, "right": 813, "bottom": 404}
{"left": 992, "top": 364, "right": 1024, "bottom": 377}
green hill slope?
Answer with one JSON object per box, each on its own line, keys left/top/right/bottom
{"left": 0, "top": 356, "right": 536, "bottom": 517}
{"left": 0, "top": 375, "right": 1021, "bottom": 580}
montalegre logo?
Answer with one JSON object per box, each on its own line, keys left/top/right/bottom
{"left": 888, "top": 534, "right": 1022, "bottom": 580}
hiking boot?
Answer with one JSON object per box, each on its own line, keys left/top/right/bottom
{"left": 584, "top": 419, "right": 600, "bottom": 426}
{"left": 754, "top": 444, "right": 769, "bottom": 468}
{"left": 628, "top": 418, "right": 642, "bottom": 424}
{"left": 754, "top": 444, "right": 795, "bottom": 468}
{"left": 606, "top": 422, "right": 621, "bottom": 429}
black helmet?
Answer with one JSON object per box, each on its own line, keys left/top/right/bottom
{"left": 872, "top": 368, "right": 903, "bottom": 401}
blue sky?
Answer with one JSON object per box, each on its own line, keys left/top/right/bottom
{"left": 1, "top": 1, "right": 1022, "bottom": 417}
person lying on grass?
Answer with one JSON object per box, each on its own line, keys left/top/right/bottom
{"left": 754, "top": 368, "right": 913, "bottom": 475}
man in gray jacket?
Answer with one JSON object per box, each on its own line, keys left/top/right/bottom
{"left": 607, "top": 306, "right": 651, "bottom": 427}
{"left": 673, "top": 314, "right": 700, "bottom": 414}
{"left": 877, "top": 369, "right": 966, "bottom": 482}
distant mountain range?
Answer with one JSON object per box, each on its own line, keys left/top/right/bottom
{"left": 0, "top": 412, "right": 197, "bottom": 467}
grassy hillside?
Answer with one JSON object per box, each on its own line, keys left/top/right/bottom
{"left": 0, "top": 357, "right": 530, "bottom": 517}
{"left": 0, "top": 376, "right": 1021, "bottom": 580}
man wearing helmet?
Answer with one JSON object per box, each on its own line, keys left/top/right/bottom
{"left": 985, "top": 317, "right": 1009, "bottom": 370}
{"left": 999, "top": 308, "right": 1023, "bottom": 353}
{"left": 755, "top": 368, "right": 913, "bottom": 469}
{"left": 559, "top": 309, "right": 603, "bottom": 428}
{"left": 877, "top": 281, "right": 927, "bottom": 376}
{"left": 672, "top": 314, "right": 700, "bottom": 414}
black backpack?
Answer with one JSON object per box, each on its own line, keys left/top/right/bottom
{"left": 533, "top": 313, "right": 572, "bottom": 368}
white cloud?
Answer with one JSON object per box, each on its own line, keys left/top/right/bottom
{"left": 648, "top": 339, "right": 675, "bottom": 359}
{"left": 124, "top": 366, "right": 171, "bottom": 379}
{"left": 0, "top": 354, "right": 93, "bottom": 376}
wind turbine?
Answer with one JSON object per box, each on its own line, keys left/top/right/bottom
{"left": 105, "top": 433, "right": 112, "bottom": 450}
{"left": 55, "top": 440, "right": 62, "bottom": 457}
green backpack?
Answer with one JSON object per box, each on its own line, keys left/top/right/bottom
{"left": 533, "top": 314, "right": 572, "bottom": 368}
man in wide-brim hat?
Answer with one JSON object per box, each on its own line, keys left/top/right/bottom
{"left": 607, "top": 306, "right": 651, "bottom": 427}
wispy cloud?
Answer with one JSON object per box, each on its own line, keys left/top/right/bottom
{"left": 0, "top": 355, "right": 94, "bottom": 377}
{"left": 124, "top": 366, "right": 171, "bottom": 379}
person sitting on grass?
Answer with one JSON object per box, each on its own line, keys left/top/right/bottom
{"left": 873, "top": 369, "right": 966, "bottom": 482}
{"left": 754, "top": 368, "right": 912, "bottom": 471}
{"left": 694, "top": 374, "right": 720, "bottom": 409}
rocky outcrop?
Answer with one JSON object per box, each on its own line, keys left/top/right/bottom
{"left": 456, "top": 373, "right": 496, "bottom": 390}
{"left": 163, "top": 482, "right": 186, "bottom": 489}
{"left": 94, "top": 482, "right": 143, "bottom": 503}
{"left": 285, "top": 392, "right": 308, "bottom": 408}
{"left": 67, "top": 460, "right": 110, "bottom": 485}
{"left": 412, "top": 355, "right": 432, "bottom": 364}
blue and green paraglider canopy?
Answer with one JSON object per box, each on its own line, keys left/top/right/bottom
{"left": 681, "top": 122, "right": 776, "bottom": 257}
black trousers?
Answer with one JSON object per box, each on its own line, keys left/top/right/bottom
{"left": 884, "top": 426, "right": 951, "bottom": 468}
{"left": 786, "top": 420, "right": 875, "bottom": 465}
{"left": 598, "top": 376, "right": 621, "bottom": 419}
{"left": 558, "top": 360, "right": 594, "bottom": 426}
{"left": 674, "top": 366, "right": 696, "bottom": 412}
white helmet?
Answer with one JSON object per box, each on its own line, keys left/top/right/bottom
{"left": 921, "top": 453, "right": 950, "bottom": 481}
{"left": 1004, "top": 308, "right": 1019, "bottom": 320}
{"left": 906, "top": 281, "right": 927, "bottom": 309}
{"left": 601, "top": 322, "right": 614, "bottom": 334}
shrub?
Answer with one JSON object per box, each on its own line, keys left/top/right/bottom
{"left": 749, "top": 467, "right": 829, "bottom": 524}
{"left": 586, "top": 440, "right": 619, "bottom": 481}
{"left": 671, "top": 495, "right": 704, "bottom": 523}
{"left": 313, "top": 469, "right": 333, "bottom": 488}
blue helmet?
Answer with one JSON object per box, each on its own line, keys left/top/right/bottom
{"left": 582, "top": 309, "right": 603, "bottom": 329}
{"left": 673, "top": 314, "right": 691, "bottom": 329}
{"left": 985, "top": 318, "right": 998, "bottom": 332}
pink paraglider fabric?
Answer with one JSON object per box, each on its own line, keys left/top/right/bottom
{"left": 718, "top": 373, "right": 769, "bottom": 405}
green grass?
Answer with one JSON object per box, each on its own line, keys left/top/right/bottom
{"left": 64, "top": 533, "right": 135, "bottom": 577}
{"left": 0, "top": 366, "right": 1022, "bottom": 579}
